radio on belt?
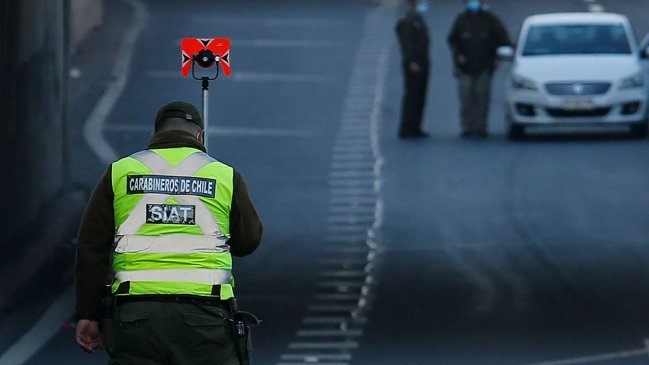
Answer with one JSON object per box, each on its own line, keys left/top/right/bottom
{"left": 180, "top": 38, "right": 232, "bottom": 153}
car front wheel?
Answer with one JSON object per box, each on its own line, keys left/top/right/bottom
{"left": 507, "top": 123, "right": 525, "bottom": 140}
{"left": 631, "top": 122, "right": 648, "bottom": 139}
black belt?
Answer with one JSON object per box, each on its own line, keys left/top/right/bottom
{"left": 115, "top": 295, "right": 228, "bottom": 308}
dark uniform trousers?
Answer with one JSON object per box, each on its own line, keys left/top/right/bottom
{"left": 104, "top": 300, "right": 241, "bottom": 365}
{"left": 400, "top": 60, "right": 429, "bottom": 136}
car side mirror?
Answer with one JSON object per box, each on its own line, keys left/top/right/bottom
{"left": 497, "top": 46, "right": 515, "bottom": 62}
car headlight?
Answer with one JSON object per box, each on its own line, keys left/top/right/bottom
{"left": 512, "top": 75, "right": 538, "bottom": 91}
{"left": 619, "top": 72, "right": 645, "bottom": 89}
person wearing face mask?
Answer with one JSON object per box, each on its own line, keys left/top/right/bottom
{"left": 396, "top": 0, "right": 431, "bottom": 139}
{"left": 448, "top": 0, "right": 511, "bottom": 138}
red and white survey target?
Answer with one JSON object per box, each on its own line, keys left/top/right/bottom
{"left": 181, "top": 38, "right": 231, "bottom": 76}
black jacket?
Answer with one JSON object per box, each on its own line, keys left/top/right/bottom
{"left": 396, "top": 11, "right": 430, "bottom": 65}
{"left": 447, "top": 9, "right": 511, "bottom": 74}
{"left": 75, "top": 130, "right": 263, "bottom": 320}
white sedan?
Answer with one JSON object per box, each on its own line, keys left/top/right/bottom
{"left": 498, "top": 13, "right": 649, "bottom": 139}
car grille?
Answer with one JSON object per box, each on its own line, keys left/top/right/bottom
{"left": 545, "top": 82, "right": 611, "bottom": 96}
{"left": 546, "top": 107, "right": 611, "bottom": 118}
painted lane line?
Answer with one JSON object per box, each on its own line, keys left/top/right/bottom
{"left": 319, "top": 271, "right": 367, "bottom": 278}
{"left": 232, "top": 39, "right": 340, "bottom": 48}
{"left": 588, "top": 4, "right": 605, "bottom": 12}
{"left": 104, "top": 124, "right": 314, "bottom": 137}
{"left": 192, "top": 17, "right": 342, "bottom": 27}
{"left": 146, "top": 70, "right": 334, "bottom": 83}
{"left": 276, "top": 363, "right": 347, "bottom": 365}
{"left": 315, "top": 294, "right": 362, "bottom": 301}
{"left": 523, "top": 348, "right": 648, "bottom": 365}
{"left": 331, "top": 154, "right": 373, "bottom": 161}
{"left": 297, "top": 329, "right": 363, "bottom": 337}
{"left": 277, "top": 362, "right": 348, "bottom": 365}
{"left": 317, "top": 281, "right": 368, "bottom": 288}
{"left": 319, "top": 258, "right": 369, "bottom": 265}
{"left": 280, "top": 354, "right": 352, "bottom": 361}
{"left": 328, "top": 206, "right": 376, "bottom": 214}
{"left": 84, "top": 0, "right": 148, "bottom": 164}
{"left": 308, "top": 305, "right": 366, "bottom": 312}
{"left": 303, "top": 316, "right": 368, "bottom": 324}
{"left": 0, "top": 287, "right": 74, "bottom": 365}
{"left": 288, "top": 342, "right": 359, "bottom": 350}
{"left": 330, "top": 197, "right": 377, "bottom": 204}
{"left": 326, "top": 247, "right": 373, "bottom": 254}
{"left": 276, "top": 2, "right": 394, "bottom": 364}
{"left": 327, "top": 217, "right": 375, "bottom": 224}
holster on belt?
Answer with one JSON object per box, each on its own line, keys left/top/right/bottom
{"left": 100, "top": 284, "right": 117, "bottom": 355}
{"left": 228, "top": 298, "right": 261, "bottom": 365}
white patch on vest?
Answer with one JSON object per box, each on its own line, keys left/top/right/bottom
{"left": 146, "top": 204, "right": 196, "bottom": 225}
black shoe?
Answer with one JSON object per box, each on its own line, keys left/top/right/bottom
{"left": 461, "top": 131, "right": 488, "bottom": 139}
{"left": 400, "top": 131, "right": 430, "bottom": 139}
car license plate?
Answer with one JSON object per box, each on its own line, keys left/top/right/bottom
{"left": 562, "top": 99, "right": 594, "bottom": 111}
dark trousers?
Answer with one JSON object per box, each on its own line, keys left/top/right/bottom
{"left": 400, "top": 61, "right": 429, "bottom": 136}
{"left": 104, "top": 301, "right": 240, "bottom": 365}
{"left": 458, "top": 71, "right": 492, "bottom": 134}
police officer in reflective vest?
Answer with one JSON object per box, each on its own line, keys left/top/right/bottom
{"left": 75, "top": 101, "right": 263, "bottom": 365}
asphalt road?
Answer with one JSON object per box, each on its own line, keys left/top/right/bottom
{"left": 3, "top": 0, "right": 649, "bottom": 364}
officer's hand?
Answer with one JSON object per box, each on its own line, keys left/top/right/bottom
{"left": 75, "top": 319, "right": 103, "bottom": 354}
{"left": 457, "top": 54, "right": 466, "bottom": 65}
{"left": 409, "top": 62, "right": 421, "bottom": 73}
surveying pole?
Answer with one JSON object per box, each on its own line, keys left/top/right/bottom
{"left": 180, "top": 38, "right": 232, "bottom": 153}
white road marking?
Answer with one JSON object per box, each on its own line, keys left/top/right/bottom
{"left": 297, "top": 329, "right": 363, "bottom": 337}
{"left": 588, "top": 3, "right": 605, "bottom": 12}
{"left": 523, "top": 348, "right": 648, "bottom": 365}
{"left": 281, "top": 354, "right": 352, "bottom": 361}
{"left": 301, "top": 317, "right": 351, "bottom": 324}
{"left": 277, "top": 2, "right": 394, "bottom": 364}
{"left": 104, "top": 124, "right": 314, "bottom": 137}
{"left": 0, "top": 287, "right": 73, "bottom": 365}
{"left": 233, "top": 39, "right": 340, "bottom": 48}
{"left": 192, "top": 17, "right": 342, "bottom": 27}
{"left": 319, "top": 270, "right": 366, "bottom": 278}
{"left": 146, "top": 70, "right": 333, "bottom": 83}
{"left": 308, "top": 305, "right": 361, "bottom": 312}
{"left": 288, "top": 342, "right": 359, "bottom": 350}
{"left": 314, "top": 293, "right": 363, "bottom": 300}
{"left": 83, "top": 0, "right": 148, "bottom": 164}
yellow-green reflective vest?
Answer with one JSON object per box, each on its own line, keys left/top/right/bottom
{"left": 111, "top": 147, "right": 235, "bottom": 300}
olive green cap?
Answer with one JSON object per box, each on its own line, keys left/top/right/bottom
{"left": 155, "top": 100, "right": 203, "bottom": 130}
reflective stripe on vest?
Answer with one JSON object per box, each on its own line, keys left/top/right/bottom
{"left": 111, "top": 148, "right": 234, "bottom": 299}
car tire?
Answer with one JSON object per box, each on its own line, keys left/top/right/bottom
{"left": 507, "top": 123, "right": 525, "bottom": 140}
{"left": 631, "top": 122, "right": 648, "bottom": 139}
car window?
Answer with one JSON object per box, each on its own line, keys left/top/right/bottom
{"left": 523, "top": 24, "right": 632, "bottom": 56}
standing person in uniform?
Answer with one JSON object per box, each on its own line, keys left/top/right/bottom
{"left": 448, "top": 0, "right": 511, "bottom": 138}
{"left": 74, "top": 101, "right": 263, "bottom": 365}
{"left": 396, "top": 0, "right": 431, "bottom": 139}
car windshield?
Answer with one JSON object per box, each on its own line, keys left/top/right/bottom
{"left": 522, "top": 24, "right": 632, "bottom": 56}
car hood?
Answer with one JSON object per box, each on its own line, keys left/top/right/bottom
{"left": 514, "top": 55, "right": 641, "bottom": 83}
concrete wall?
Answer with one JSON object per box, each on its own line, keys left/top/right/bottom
{"left": 70, "top": 0, "right": 103, "bottom": 51}
{"left": 0, "top": 0, "right": 67, "bottom": 239}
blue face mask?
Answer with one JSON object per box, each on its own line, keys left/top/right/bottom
{"left": 416, "top": 2, "right": 429, "bottom": 14}
{"left": 466, "top": 0, "right": 481, "bottom": 12}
